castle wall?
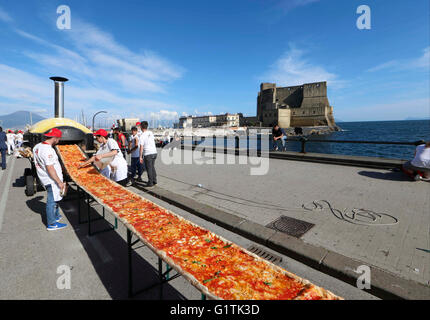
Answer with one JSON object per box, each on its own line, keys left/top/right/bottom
{"left": 257, "top": 81, "right": 336, "bottom": 128}
{"left": 301, "top": 82, "right": 329, "bottom": 109}
{"left": 275, "top": 86, "right": 303, "bottom": 108}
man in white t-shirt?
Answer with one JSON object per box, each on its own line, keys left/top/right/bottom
{"left": 402, "top": 142, "right": 430, "bottom": 181}
{"left": 33, "top": 128, "right": 67, "bottom": 231}
{"left": 15, "top": 130, "right": 24, "bottom": 148}
{"left": 139, "top": 121, "right": 157, "bottom": 187}
{"left": 6, "top": 130, "right": 15, "bottom": 155}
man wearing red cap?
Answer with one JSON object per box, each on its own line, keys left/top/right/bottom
{"left": 33, "top": 128, "right": 67, "bottom": 231}
{"left": 81, "top": 129, "right": 130, "bottom": 186}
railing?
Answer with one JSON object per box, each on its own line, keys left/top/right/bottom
{"left": 179, "top": 135, "right": 426, "bottom": 154}
{"left": 286, "top": 137, "right": 426, "bottom": 154}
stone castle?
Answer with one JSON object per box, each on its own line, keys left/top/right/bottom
{"left": 257, "top": 81, "right": 336, "bottom": 128}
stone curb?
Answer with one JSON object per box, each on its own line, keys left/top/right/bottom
{"left": 136, "top": 183, "right": 430, "bottom": 300}
{"left": 180, "top": 145, "right": 405, "bottom": 169}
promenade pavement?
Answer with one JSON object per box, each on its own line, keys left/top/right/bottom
{"left": 149, "top": 148, "right": 430, "bottom": 287}
{"left": 0, "top": 156, "right": 376, "bottom": 299}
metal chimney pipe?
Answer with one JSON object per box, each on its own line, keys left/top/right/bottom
{"left": 50, "top": 76, "right": 69, "bottom": 118}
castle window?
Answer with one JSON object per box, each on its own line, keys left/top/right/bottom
{"left": 313, "top": 111, "right": 315, "bottom": 114}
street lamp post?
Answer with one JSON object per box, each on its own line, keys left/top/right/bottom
{"left": 92, "top": 111, "right": 107, "bottom": 132}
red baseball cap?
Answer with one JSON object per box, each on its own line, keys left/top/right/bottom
{"left": 94, "top": 129, "right": 108, "bottom": 137}
{"left": 136, "top": 122, "right": 141, "bottom": 125}
{"left": 44, "top": 128, "right": 62, "bottom": 138}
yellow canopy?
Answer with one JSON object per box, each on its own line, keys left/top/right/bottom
{"left": 29, "top": 118, "right": 92, "bottom": 134}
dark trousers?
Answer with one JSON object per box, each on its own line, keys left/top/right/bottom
{"left": 0, "top": 149, "right": 6, "bottom": 169}
{"left": 130, "top": 157, "right": 144, "bottom": 178}
{"left": 144, "top": 154, "right": 157, "bottom": 185}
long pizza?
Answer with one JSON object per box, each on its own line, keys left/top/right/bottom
{"left": 57, "top": 144, "right": 342, "bottom": 300}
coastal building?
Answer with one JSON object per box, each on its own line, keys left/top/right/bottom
{"left": 257, "top": 81, "right": 336, "bottom": 128}
{"left": 178, "top": 113, "right": 241, "bottom": 128}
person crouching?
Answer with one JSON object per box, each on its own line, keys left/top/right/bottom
{"left": 80, "top": 129, "right": 131, "bottom": 187}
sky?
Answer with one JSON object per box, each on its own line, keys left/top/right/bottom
{"left": 0, "top": 0, "right": 429, "bottom": 125}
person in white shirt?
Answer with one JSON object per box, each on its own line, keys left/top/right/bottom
{"left": 15, "top": 130, "right": 24, "bottom": 148}
{"left": 33, "top": 128, "right": 67, "bottom": 231}
{"left": 6, "top": 130, "right": 15, "bottom": 155}
{"left": 128, "top": 126, "right": 144, "bottom": 182}
{"left": 139, "top": 121, "right": 157, "bottom": 187}
{"left": 80, "top": 129, "right": 131, "bottom": 186}
{"left": 402, "top": 141, "right": 430, "bottom": 181}
{"left": 163, "top": 132, "right": 171, "bottom": 147}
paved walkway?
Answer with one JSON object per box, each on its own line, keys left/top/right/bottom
{"left": 0, "top": 156, "right": 375, "bottom": 299}
{"left": 150, "top": 148, "right": 430, "bottom": 286}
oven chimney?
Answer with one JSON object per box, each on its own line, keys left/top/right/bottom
{"left": 50, "top": 76, "right": 69, "bottom": 118}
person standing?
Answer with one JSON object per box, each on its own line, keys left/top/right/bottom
{"left": 139, "top": 121, "right": 157, "bottom": 187}
{"left": 0, "top": 127, "right": 7, "bottom": 170}
{"left": 33, "top": 128, "right": 67, "bottom": 231}
{"left": 6, "top": 130, "right": 15, "bottom": 155}
{"left": 114, "top": 127, "right": 127, "bottom": 159}
{"left": 128, "top": 126, "right": 144, "bottom": 182}
{"left": 15, "top": 130, "right": 24, "bottom": 148}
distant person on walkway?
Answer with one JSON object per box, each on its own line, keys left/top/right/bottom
{"left": 272, "top": 124, "right": 287, "bottom": 151}
{"left": 136, "top": 122, "right": 142, "bottom": 137}
{"left": 15, "top": 130, "right": 24, "bottom": 148}
{"left": 128, "top": 126, "right": 144, "bottom": 183}
{"left": 6, "top": 130, "right": 15, "bottom": 155}
{"left": 0, "top": 127, "right": 7, "bottom": 170}
{"left": 80, "top": 129, "right": 131, "bottom": 186}
{"left": 139, "top": 121, "right": 157, "bottom": 187}
{"left": 402, "top": 141, "right": 430, "bottom": 181}
{"left": 33, "top": 128, "right": 67, "bottom": 231}
{"left": 113, "top": 127, "right": 127, "bottom": 159}
{"left": 163, "top": 132, "right": 171, "bottom": 147}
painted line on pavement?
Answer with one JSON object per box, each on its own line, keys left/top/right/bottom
{"left": 0, "top": 157, "right": 16, "bottom": 232}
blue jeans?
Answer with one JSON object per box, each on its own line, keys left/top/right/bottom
{"left": 46, "top": 184, "right": 60, "bottom": 226}
{"left": 272, "top": 137, "right": 286, "bottom": 151}
{"left": 0, "top": 149, "right": 5, "bottom": 169}
{"left": 130, "top": 157, "right": 144, "bottom": 178}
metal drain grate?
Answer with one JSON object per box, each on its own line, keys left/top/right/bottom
{"left": 247, "top": 245, "right": 282, "bottom": 265}
{"left": 266, "top": 216, "right": 314, "bottom": 238}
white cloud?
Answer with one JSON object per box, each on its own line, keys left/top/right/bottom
{"left": 149, "top": 110, "right": 179, "bottom": 120}
{"left": 0, "top": 63, "right": 181, "bottom": 119}
{"left": 367, "top": 47, "right": 430, "bottom": 72}
{"left": 15, "top": 23, "right": 184, "bottom": 94}
{"left": 275, "top": 0, "right": 320, "bottom": 12}
{"left": 0, "top": 18, "right": 186, "bottom": 120}
{"left": 261, "top": 44, "right": 345, "bottom": 88}
{"left": 0, "top": 6, "right": 13, "bottom": 22}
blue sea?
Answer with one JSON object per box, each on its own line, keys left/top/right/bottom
{"left": 285, "top": 120, "right": 430, "bottom": 159}
{"left": 193, "top": 120, "right": 430, "bottom": 160}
